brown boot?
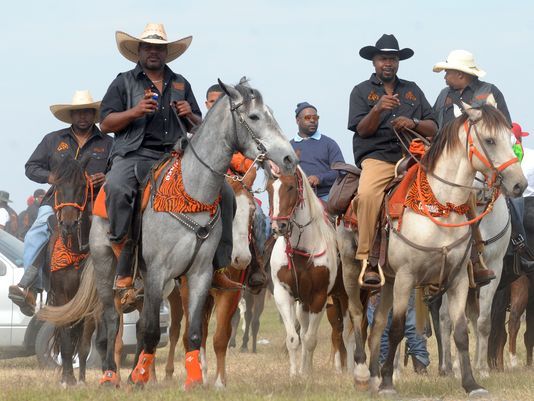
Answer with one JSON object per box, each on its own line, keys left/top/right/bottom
{"left": 412, "top": 355, "right": 428, "bottom": 375}
{"left": 8, "top": 285, "right": 36, "bottom": 317}
{"left": 115, "top": 275, "right": 133, "bottom": 289}
{"left": 212, "top": 269, "right": 243, "bottom": 290}
{"left": 472, "top": 260, "right": 496, "bottom": 287}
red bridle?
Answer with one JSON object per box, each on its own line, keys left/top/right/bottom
{"left": 54, "top": 173, "right": 94, "bottom": 214}
{"left": 269, "top": 169, "right": 305, "bottom": 223}
{"left": 465, "top": 120, "right": 518, "bottom": 187}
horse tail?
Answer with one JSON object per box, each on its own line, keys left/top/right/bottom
{"left": 415, "top": 288, "right": 429, "bottom": 335}
{"left": 38, "top": 257, "right": 102, "bottom": 326}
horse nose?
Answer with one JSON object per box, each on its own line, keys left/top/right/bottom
{"left": 283, "top": 155, "right": 297, "bottom": 172}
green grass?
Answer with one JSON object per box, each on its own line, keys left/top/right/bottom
{"left": 1, "top": 295, "right": 534, "bottom": 400}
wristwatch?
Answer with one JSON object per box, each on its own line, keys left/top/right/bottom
{"left": 412, "top": 118, "right": 420, "bottom": 129}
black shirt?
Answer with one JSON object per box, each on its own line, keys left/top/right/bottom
{"left": 100, "top": 63, "right": 202, "bottom": 152}
{"left": 25, "top": 126, "right": 113, "bottom": 205}
{"left": 347, "top": 73, "right": 436, "bottom": 167}
{"left": 433, "top": 79, "right": 511, "bottom": 127}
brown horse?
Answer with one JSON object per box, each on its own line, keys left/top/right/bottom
{"left": 38, "top": 157, "right": 95, "bottom": 386}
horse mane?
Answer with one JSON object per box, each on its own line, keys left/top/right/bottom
{"left": 298, "top": 166, "right": 338, "bottom": 268}
{"left": 234, "top": 80, "right": 263, "bottom": 107}
{"left": 52, "top": 156, "right": 87, "bottom": 186}
{"left": 422, "top": 105, "right": 510, "bottom": 172}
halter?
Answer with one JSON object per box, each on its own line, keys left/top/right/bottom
{"left": 465, "top": 120, "right": 518, "bottom": 187}
{"left": 269, "top": 169, "right": 305, "bottom": 223}
{"left": 53, "top": 173, "right": 93, "bottom": 252}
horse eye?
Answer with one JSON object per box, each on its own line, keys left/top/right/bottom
{"left": 287, "top": 185, "right": 294, "bottom": 191}
{"left": 248, "top": 114, "right": 260, "bottom": 121}
{"left": 485, "top": 138, "right": 496, "bottom": 145}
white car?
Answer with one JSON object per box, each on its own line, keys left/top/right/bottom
{"left": 0, "top": 230, "right": 169, "bottom": 367}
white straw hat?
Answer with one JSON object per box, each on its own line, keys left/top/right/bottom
{"left": 433, "top": 50, "right": 486, "bottom": 77}
{"left": 49, "top": 90, "right": 100, "bottom": 124}
{"left": 116, "top": 23, "right": 192, "bottom": 63}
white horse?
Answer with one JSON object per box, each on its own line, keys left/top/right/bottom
{"left": 268, "top": 166, "right": 338, "bottom": 376}
{"left": 438, "top": 180, "right": 510, "bottom": 378}
{"left": 369, "top": 105, "right": 526, "bottom": 397}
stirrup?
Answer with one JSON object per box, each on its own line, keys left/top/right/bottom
{"left": 357, "top": 259, "right": 385, "bottom": 290}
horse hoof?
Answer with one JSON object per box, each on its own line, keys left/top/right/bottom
{"left": 369, "top": 376, "right": 381, "bottom": 393}
{"left": 354, "top": 379, "right": 369, "bottom": 391}
{"left": 468, "top": 388, "right": 489, "bottom": 398}
{"left": 378, "top": 387, "right": 397, "bottom": 397}
{"left": 240, "top": 347, "right": 248, "bottom": 353}
{"left": 99, "top": 370, "right": 120, "bottom": 388}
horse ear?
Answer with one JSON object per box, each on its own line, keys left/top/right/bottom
{"left": 453, "top": 104, "right": 462, "bottom": 118}
{"left": 217, "top": 78, "right": 241, "bottom": 102}
{"left": 485, "top": 93, "right": 498, "bottom": 108}
{"left": 464, "top": 107, "right": 483, "bottom": 122}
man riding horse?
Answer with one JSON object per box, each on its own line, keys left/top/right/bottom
{"left": 99, "top": 23, "right": 239, "bottom": 291}
{"left": 433, "top": 49, "right": 534, "bottom": 282}
{"left": 347, "top": 34, "right": 437, "bottom": 288}
{"left": 9, "top": 90, "right": 112, "bottom": 315}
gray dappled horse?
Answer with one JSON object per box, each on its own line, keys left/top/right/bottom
{"left": 81, "top": 80, "right": 296, "bottom": 388}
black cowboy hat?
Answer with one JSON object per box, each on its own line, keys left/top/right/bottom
{"left": 359, "top": 34, "right": 414, "bottom": 61}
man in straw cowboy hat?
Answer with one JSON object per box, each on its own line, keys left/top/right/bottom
{"left": 347, "top": 34, "right": 437, "bottom": 288}
{"left": 8, "top": 90, "right": 112, "bottom": 316}
{"left": 433, "top": 49, "right": 514, "bottom": 285}
{"left": 100, "top": 23, "right": 241, "bottom": 290}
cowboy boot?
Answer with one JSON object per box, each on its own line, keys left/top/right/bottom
{"left": 8, "top": 285, "right": 37, "bottom": 317}
{"left": 357, "top": 259, "right": 384, "bottom": 289}
{"left": 467, "top": 196, "right": 495, "bottom": 286}
{"left": 412, "top": 355, "right": 428, "bottom": 375}
{"left": 112, "top": 238, "right": 135, "bottom": 290}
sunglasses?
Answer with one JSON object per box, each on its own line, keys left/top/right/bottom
{"left": 301, "top": 115, "right": 320, "bottom": 122}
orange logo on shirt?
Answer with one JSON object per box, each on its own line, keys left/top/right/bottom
{"left": 57, "top": 142, "right": 69, "bottom": 151}
{"left": 405, "top": 91, "right": 417, "bottom": 101}
{"left": 173, "top": 82, "right": 185, "bottom": 91}
{"left": 475, "top": 93, "right": 489, "bottom": 101}
{"left": 368, "top": 90, "right": 379, "bottom": 102}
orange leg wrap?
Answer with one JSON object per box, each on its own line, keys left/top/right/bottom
{"left": 130, "top": 351, "right": 155, "bottom": 385}
{"left": 99, "top": 370, "right": 120, "bottom": 387}
{"left": 184, "top": 350, "right": 203, "bottom": 390}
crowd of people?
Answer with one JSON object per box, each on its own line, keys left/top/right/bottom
{"left": 1, "top": 24, "right": 534, "bottom": 373}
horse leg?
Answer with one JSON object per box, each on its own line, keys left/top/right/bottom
{"left": 228, "top": 305, "right": 239, "bottom": 349}
{"left": 378, "top": 276, "right": 413, "bottom": 396}
{"left": 213, "top": 290, "right": 239, "bottom": 388}
{"left": 447, "top": 272, "right": 487, "bottom": 396}
{"left": 438, "top": 293, "right": 454, "bottom": 376}
{"left": 488, "top": 285, "right": 509, "bottom": 371}
{"left": 78, "top": 318, "right": 95, "bottom": 384}
{"left": 327, "top": 298, "right": 346, "bottom": 373}
{"left": 476, "top": 275, "right": 501, "bottom": 378}
{"left": 113, "top": 303, "right": 124, "bottom": 383}
{"left": 251, "top": 288, "right": 266, "bottom": 354}
{"left": 241, "top": 292, "right": 253, "bottom": 352}
{"left": 183, "top": 268, "right": 212, "bottom": 390}
{"left": 526, "top": 277, "right": 534, "bottom": 366}
{"left": 129, "top": 274, "right": 164, "bottom": 387}
{"left": 165, "top": 284, "right": 183, "bottom": 380}
{"left": 341, "top": 242, "right": 369, "bottom": 388}
{"left": 58, "top": 326, "right": 77, "bottom": 386}
{"left": 273, "top": 283, "right": 299, "bottom": 376}
{"left": 368, "top": 282, "right": 393, "bottom": 393}
{"left": 509, "top": 276, "right": 529, "bottom": 368}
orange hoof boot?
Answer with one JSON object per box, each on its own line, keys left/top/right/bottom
{"left": 99, "top": 370, "right": 120, "bottom": 387}
{"left": 184, "top": 350, "right": 203, "bottom": 390}
{"left": 129, "top": 351, "right": 155, "bottom": 386}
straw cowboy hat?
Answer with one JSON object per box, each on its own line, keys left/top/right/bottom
{"left": 433, "top": 50, "right": 486, "bottom": 78}
{"left": 116, "top": 23, "right": 192, "bottom": 63}
{"left": 49, "top": 90, "right": 101, "bottom": 124}
{"left": 359, "top": 34, "right": 414, "bottom": 61}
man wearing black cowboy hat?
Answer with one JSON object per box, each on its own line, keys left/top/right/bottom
{"left": 347, "top": 34, "right": 437, "bottom": 288}
{"left": 0, "top": 190, "right": 18, "bottom": 236}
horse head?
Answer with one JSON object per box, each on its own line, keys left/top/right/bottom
{"left": 216, "top": 78, "right": 298, "bottom": 177}
{"left": 52, "top": 155, "right": 92, "bottom": 253}
{"left": 267, "top": 168, "right": 305, "bottom": 237}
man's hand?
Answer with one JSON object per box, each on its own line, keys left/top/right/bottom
{"left": 308, "top": 175, "right": 320, "bottom": 187}
{"left": 391, "top": 116, "right": 417, "bottom": 132}
{"left": 89, "top": 173, "right": 106, "bottom": 187}
{"left": 132, "top": 92, "right": 158, "bottom": 118}
{"left": 375, "top": 94, "right": 400, "bottom": 113}
{"left": 174, "top": 100, "right": 193, "bottom": 117}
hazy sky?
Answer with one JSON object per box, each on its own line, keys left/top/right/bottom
{"left": 1, "top": 0, "right": 532, "bottom": 211}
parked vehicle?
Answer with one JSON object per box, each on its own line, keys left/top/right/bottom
{"left": 0, "top": 230, "right": 169, "bottom": 367}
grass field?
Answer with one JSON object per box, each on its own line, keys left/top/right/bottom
{"left": 1, "top": 294, "right": 533, "bottom": 401}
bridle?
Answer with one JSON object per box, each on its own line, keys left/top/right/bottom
{"left": 53, "top": 173, "right": 93, "bottom": 252}
{"left": 269, "top": 169, "right": 305, "bottom": 225}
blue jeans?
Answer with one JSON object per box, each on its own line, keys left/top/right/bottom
{"left": 367, "top": 290, "right": 430, "bottom": 367}
{"left": 20, "top": 205, "right": 53, "bottom": 291}
{"left": 318, "top": 193, "right": 329, "bottom": 202}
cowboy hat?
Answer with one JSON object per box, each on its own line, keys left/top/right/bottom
{"left": 0, "top": 190, "right": 12, "bottom": 203}
{"left": 50, "top": 90, "right": 101, "bottom": 124}
{"left": 116, "top": 23, "right": 192, "bottom": 64}
{"left": 359, "top": 34, "right": 414, "bottom": 61}
{"left": 433, "top": 50, "right": 486, "bottom": 77}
